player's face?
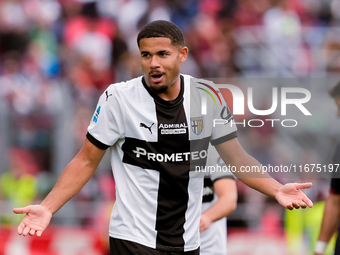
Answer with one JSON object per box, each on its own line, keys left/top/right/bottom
{"left": 139, "top": 37, "right": 188, "bottom": 97}
{"left": 335, "top": 96, "right": 340, "bottom": 117}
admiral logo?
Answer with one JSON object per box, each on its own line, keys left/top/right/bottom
{"left": 132, "top": 147, "right": 207, "bottom": 162}
{"left": 93, "top": 106, "right": 101, "bottom": 123}
{"left": 159, "top": 123, "right": 188, "bottom": 135}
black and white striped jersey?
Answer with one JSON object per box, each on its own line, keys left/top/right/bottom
{"left": 86, "top": 74, "right": 237, "bottom": 252}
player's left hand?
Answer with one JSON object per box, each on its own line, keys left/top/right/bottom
{"left": 275, "top": 182, "right": 313, "bottom": 210}
{"left": 200, "top": 214, "right": 212, "bottom": 232}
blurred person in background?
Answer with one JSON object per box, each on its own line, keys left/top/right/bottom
{"left": 0, "top": 0, "right": 30, "bottom": 56}
{"left": 0, "top": 147, "right": 39, "bottom": 225}
{"left": 262, "top": 0, "right": 309, "bottom": 77}
{"left": 64, "top": 2, "right": 114, "bottom": 95}
{"left": 13, "top": 20, "right": 313, "bottom": 255}
{"left": 0, "top": 51, "right": 38, "bottom": 116}
{"left": 315, "top": 81, "right": 340, "bottom": 255}
{"left": 200, "top": 145, "right": 237, "bottom": 255}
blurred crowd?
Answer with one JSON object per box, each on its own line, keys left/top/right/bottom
{"left": 1, "top": 1, "right": 340, "bottom": 251}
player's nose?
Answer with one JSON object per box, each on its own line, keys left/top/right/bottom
{"left": 150, "top": 56, "right": 160, "bottom": 68}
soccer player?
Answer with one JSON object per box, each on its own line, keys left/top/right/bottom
{"left": 315, "top": 82, "right": 340, "bottom": 255}
{"left": 200, "top": 145, "right": 237, "bottom": 255}
{"left": 14, "top": 20, "right": 313, "bottom": 255}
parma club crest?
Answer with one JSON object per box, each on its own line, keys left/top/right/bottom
{"left": 191, "top": 117, "right": 203, "bottom": 135}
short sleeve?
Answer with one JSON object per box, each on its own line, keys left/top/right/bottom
{"left": 195, "top": 80, "right": 237, "bottom": 145}
{"left": 87, "top": 85, "right": 125, "bottom": 149}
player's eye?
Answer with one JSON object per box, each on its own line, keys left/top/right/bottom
{"left": 142, "top": 53, "right": 150, "bottom": 57}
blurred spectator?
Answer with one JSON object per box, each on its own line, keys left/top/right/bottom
{"left": 0, "top": 147, "right": 39, "bottom": 225}
{"left": 323, "top": 31, "right": 340, "bottom": 73}
{"left": 234, "top": 0, "right": 270, "bottom": 27}
{"left": 262, "top": 0, "right": 310, "bottom": 76}
{"left": 0, "top": 0, "right": 30, "bottom": 55}
{"left": 0, "top": 51, "right": 38, "bottom": 115}
{"left": 64, "top": 2, "right": 115, "bottom": 93}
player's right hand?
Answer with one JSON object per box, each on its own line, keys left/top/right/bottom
{"left": 13, "top": 205, "right": 52, "bottom": 237}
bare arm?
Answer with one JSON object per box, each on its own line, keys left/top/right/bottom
{"left": 315, "top": 194, "right": 340, "bottom": 255}
{"left": 13, "top": 138, "right": 106, "bottom": 236}
{"left": 40, "top": 139, "right": 106, "bottom": 213}
{"left": 215, "top": 138, "right": 313, "bottom": 209}
{"left": 200, "top": 178, "right": 237, "bottom": 232}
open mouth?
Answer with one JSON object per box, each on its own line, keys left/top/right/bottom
{"left": 150, "top": 73, "right": 164, "bottom": 83}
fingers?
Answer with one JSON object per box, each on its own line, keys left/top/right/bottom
{"left": 286, "top": 203, "right": 299, "bottom": 210}
{"left": 18, "top": 224, "right": 42, "bottom": 237}
{"left": 22, "top": 226, "right": 31, "bottom": 236}
{"left": 292, "top": 201, "right": 300, "bottom": 209}
{"left": 295, "top": 182, "right": 313, "bottom": 190}
{"left": 286, "top": 200, "right": 311, "bottom": 210}
{"left": 29, "top": 229, "right": 36, "bottom": 236}
{"left": 296, "top": 201, "right": 309, "bottom": 209}
{"left": 300, "top": 201, "right": 307, "bottom": 209}
{"left": 304, "top": 197, "right": 313, "bottom": 208}
{"left": 22, "top": 227, "right": 36, "bottom": 237}
{"left": 17, "top": 221, "right": 25, "bottom": 235}
{"left": 13, "top": 206, "right": 31, "bottom": 215}
{"left": 286, "top": 203, "right": 294, "bottom": 210}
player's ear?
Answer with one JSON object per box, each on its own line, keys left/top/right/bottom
{"left": 179, "top": 46, "right": 188, "bottom": 63}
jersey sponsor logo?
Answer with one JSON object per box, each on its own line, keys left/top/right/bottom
{"left": 132, "top": 147, "right": 207, "bottom": 162}
{"left": 159, "top": 123, "right": 188, "bottom": 135}
{"left": 140, "top": 122, "right": 154, "bottom": 134}
{"left": 191, "top": 117, "right": 203, "bottom": 135}
{"left": 93, "top": 106, "right": 101, "bottom": 123}
{"left": 105, "top": 90, "right": 113, "bottom": 101}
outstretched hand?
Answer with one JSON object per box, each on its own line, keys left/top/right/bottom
{"left": 275, "top": 182, "right": 313, "bottom": 210}
{"left": 13, "top": 205, "right": 52, "bottom": 237}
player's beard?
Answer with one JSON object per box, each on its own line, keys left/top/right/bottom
{"left": 149, "top": 83, "right": 169, "bottom": 94}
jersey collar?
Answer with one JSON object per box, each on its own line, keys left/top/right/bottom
{"left": 142, "top": 75, "right": 184, "bottom": 108}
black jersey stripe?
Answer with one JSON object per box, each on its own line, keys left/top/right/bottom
{"left": 154, "top": 94, "right": 189, "bottom": 251}
{"left": 212, "top": 176, "right": 235, "bottom": 183}
{"left": 210, "top": 131, "right": 238, "bottom": 146}
{"left": 86, "top": 132, "right": 110, "bottom": 150}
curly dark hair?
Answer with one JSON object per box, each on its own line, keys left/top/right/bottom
{"left": 137, "top": 20, "right": 185, "bottom": 47}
